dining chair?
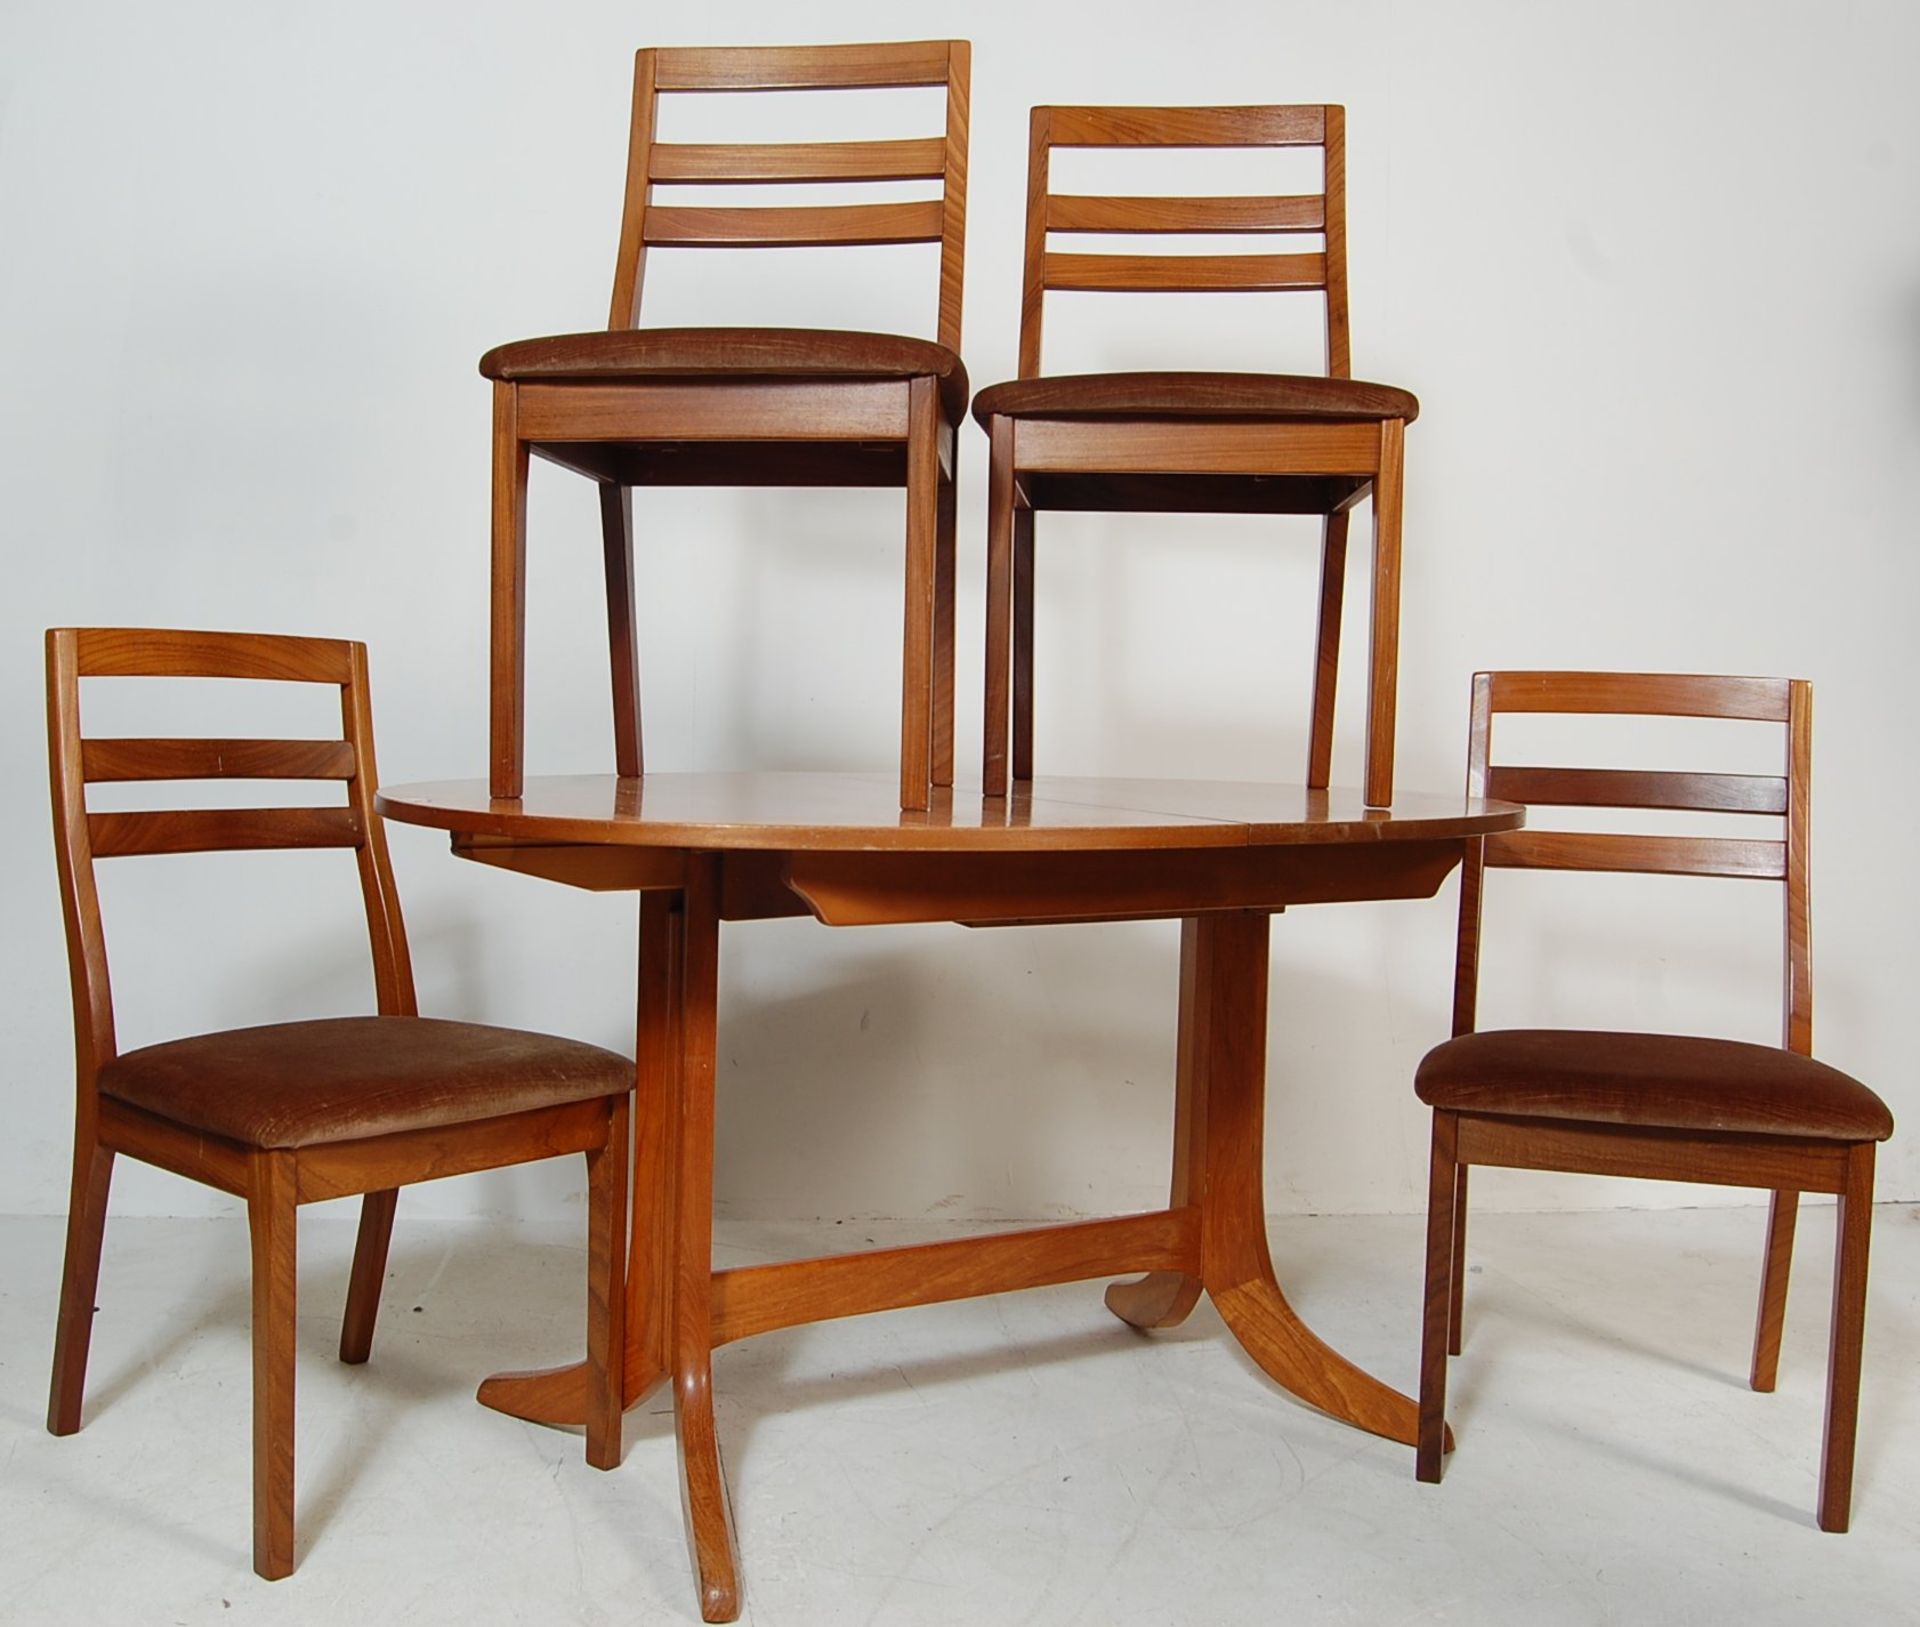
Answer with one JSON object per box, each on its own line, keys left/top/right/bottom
{"left": 45, "top": 627, "right": 634, "bottom": 1580}
{"left": 483, "top": 40, "right": 972, "bottom": 812}
{"left": 1413, "top": 670, "right": 1892, "bottom": 1531}
{"left": 973, "top": 103, "right": 1417, "bottom": 807}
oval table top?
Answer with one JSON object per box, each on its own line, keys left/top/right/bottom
{"left": 375, "top": 772, "right": 1523, "bottom": 854}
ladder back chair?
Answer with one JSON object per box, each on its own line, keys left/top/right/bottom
{"left": 1414, "top": 670, "right": 1892, "bottom": 1531}
{"left": 46, "top": 628, "right": 632, "bottom": 1580}
{"left": 483, "top": 40, "right": 972, "bottom": 812}
{"left": 973, "top": 103, "right": 1417, "bottom": 806}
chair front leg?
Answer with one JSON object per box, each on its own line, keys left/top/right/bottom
{"left": 1363, "top": 419, "right": 1405, "bottom": 809}
{"left": 983, "top": 415, "right": 1015, "bottom": 796}
{"left": 248, "top": 1150, "right": 299, "bottom": 1580}
{"left": 1417, "top": 1111, "right": 1460, "bottom": 1483}
{"left": 490, "top": 381, "right": 531, "bottom": 800}
{"left": 1819, "top": 1144, "right": 1875, "bottom": 1533}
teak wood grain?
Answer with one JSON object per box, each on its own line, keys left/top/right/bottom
{"left": 484, "top": 39, "right": 971, "bottom": 812}
{"left": 44, "top": 630, "right": 632, "bottom": 1581}
{"left": 1413, "top": 671, "right": 1892, "bottom": 1534}
{"left": 975, "top": 101, "right": 1413, "bottom": 809}
{"left": 377, "top": 773, "right": 1522, "bottom": 1621}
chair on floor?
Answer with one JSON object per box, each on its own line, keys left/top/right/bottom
{"left": 972, "top": 103, "right": 1417, "bottom": 807}
{"left": 483, "top": 40, "right": 972, "bottom": 811}
{"left": 1414, "top": 669, "right": 1892, "bottom": 1531}
{"left": 45, "top": 627, "right": 633, "bottom": 1579}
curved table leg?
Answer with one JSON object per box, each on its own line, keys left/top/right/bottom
{"left": 1164, "top": 912, "right": 1449, "bottom": 1451}
{"left": 673, "top": 860, "right": 741, "bottom": 1620}
{"left": 477, "top": 889, "right": 681, "bottom": 1428}
{"left": 1106, "top": 918, "right": 1208, "bottom": 1330}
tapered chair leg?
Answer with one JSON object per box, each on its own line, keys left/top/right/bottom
{"left": 1447, "top": 1164, "right": 1469, "bottom": 1356}
{"left": 1011, "top": 508, "right": 1035, "bottom": 784}
{"left": 982, "top": 416, "right": 1015, "bottom": 796}
{"left": 1750, "top": 1188, "right": 1798, "bottom": 1392}
{"left": 585, "top": 1096, "right": 629, "bottom": 1471}
{"left": 248, "top": 1151, "right": 299, "bottom": 1580}
{"left": 47, "top": 1136, "right": 115, "bottom": 1435}
{"left": 599, "top": 482, "right": 644, "bottom": 779}
{"left": 339, "top": 1187, "right": 398, "bottom": 1365}
{"left": 898, "top": 377, "right": 939, "bottom": 812}
{"left": 1362, "top": 419, "right": 1405, "bottom": 809}
{"left": 1305, "top": 509, "right": 1348, "bottom": 790}
{"left": 1819, "top": 1145, "right": 1874, "bottom": 1533}
{"left": 932, "top": 453, "right": 957, "bottom": 790}
{"left": 1416, "top": 1113, "right": 1459, "bottom": 1483}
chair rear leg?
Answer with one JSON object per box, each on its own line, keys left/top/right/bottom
{"left": 48, "top": 1136, "right": 115, "bottom": 1435}
{"left": 1750, "top": 1189, "right": 1798, "bottom": 1392}
{"left": 1417, "top": 1112, "right": 1459, "bottom": 1482}
{"left": 585, "top": 1096, "right": 629, "bottom": 1471}
{"left": 339, "top": 1188, "right": 399, "bottom": 1365}
{"left": 1447, "top": 1164, "right": 1469, "bottom": 1356}
{"left": 248, "top": 1151, "right": 299, "bottom": 1579}
{"left": 1305, "top": 508, "right": 1348, "bottom": 790}
{"left": 1819, "top": 1145, "right": 1874, "bottom": 1533}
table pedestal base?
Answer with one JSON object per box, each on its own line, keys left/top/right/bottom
{"left": 476, "top": 878, "right": 1444, "bottom": 1623}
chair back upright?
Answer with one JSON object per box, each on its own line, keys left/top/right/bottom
{"left": 1016, "top": 103, "right": 1349, "bottom": 380}
{"left": 45, "top": 628, "right": 417, "bottom": 1096}
{"left": 607, "top": 40, "right": 973, "bottom": 352}
{"left": 1452, "top": 670, "right": 1813, "bottom": 1053}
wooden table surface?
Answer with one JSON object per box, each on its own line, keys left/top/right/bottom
{"left": 376, "top": 772, "right": 1522, "bottom": 1622}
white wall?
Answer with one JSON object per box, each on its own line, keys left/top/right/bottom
{"left": 3, "top": 0, "right": 1916, "bottom": 1225}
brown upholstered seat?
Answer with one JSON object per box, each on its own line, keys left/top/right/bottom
{"left": 1416, "top": 1029, "right": 1892, "bottom": 1142}
{"left": 971, "top": 369, "right": 1419, "bottom": 428}
{"left": 482, "top": 327, "right": 971, "bottom": 423}
{"left": 101, "top": 1016, "right": 632, "bottom": 1149}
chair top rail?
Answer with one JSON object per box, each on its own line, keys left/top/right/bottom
{"left": 652, "top": 41, "right": 958, "bottom": 92}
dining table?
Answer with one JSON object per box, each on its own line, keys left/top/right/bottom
{"left": 374, "top": 769, "right": 1523, "bottom": 1622}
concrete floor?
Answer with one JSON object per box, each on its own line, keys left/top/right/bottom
{"left": 1, "top": 1204, "right": 1915, "bottom": 1626}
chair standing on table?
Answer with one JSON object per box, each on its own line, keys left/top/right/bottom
{"left": 1413, "top": 670, "right": 1892, "bottom": 1531}
{"left": 973, "top": 103, "right": 1417, "bottom": 806}
{"left": 45, "top": 628, "right": 633, "bottom": 1579}
{"left": 483, "top": 40, "right": 972, "bottom": 812}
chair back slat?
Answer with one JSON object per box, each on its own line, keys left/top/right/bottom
{"left": 87, "top": 807, "right": 364, "bottom": 860}
{"left": 1485, "top": 765, "right": 1788, "bottom": 816}
{"left": 46, "top": 628, "right": 419, "bottom": 1087}
{"left": 1482, "top": 830, "right": 1787, "bottom": 881}
{"left": 652, "top": 40, "right": 954, "bottom": 91}
{"left": 1485, "top": 670, "right": 1790, "bottom": 721}
{"left": 73, "top": 627, "right": 353, "bottom": 683}
{"left": 1045, "top": 104, "right": 1326, "bottom": 147}
{"left": 643, "top": 200, "right": 945, "bottom": 249}
{"left": 1047, "top": 193, "right": 1326, "bottom": 234}
{"left": 1018, "top": 103, "right": 1347, "bottom": 379}
{"left": 81, "top": 738, "right": 358, "bottom": 783}
{"left": 609, "top": 41, "right": 971, "bottom": 350}
{"left": 648, "top": 136, "right": 947, "bottom": 184}
{"left": 1044, "top": 250, "right": 1326, "bottom": 293}
{"left": 1453, "top": 669, "right": 1813, "bottom": 1053}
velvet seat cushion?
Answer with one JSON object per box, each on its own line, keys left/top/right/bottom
{"left": 1416, "top": 1029, "right": 1892, "bottom": 1142}
{"left": 480, "top": 326, "right": 970, "bottom": 423}
{"left": 100, "top": 1016, "right": 632, "bottom": 1150}
{"left": 970, "top": 370, "right": 1419, "bottom": 429}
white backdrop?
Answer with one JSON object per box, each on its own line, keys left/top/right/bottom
{"left": 3, "top": 0, "right": 1916, "bottom": 1225}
